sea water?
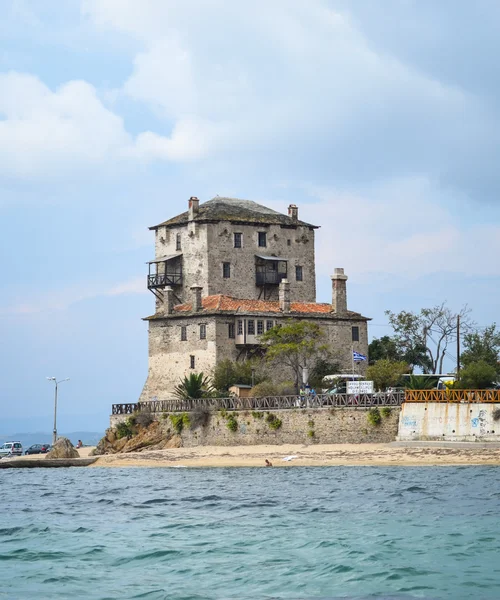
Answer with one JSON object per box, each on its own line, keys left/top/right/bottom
{"left": 0, "top": 466, "right": 499, "bottom": 600}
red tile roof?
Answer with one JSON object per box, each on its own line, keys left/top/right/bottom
{"left": 174, "top": 294, "right": 335, "bottom": 314}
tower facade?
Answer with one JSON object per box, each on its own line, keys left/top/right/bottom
{"left": 147, "top": 197, "right": 317, "bottom": 305}
{"left": 140, "top": 196, "right": 370, "bottom": 400}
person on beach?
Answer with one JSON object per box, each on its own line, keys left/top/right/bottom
{"left": 76, "top": 440, "right": 83, "bottom": 448}
{"left": 265, "top": 459, "right": 273, "bottom": 467}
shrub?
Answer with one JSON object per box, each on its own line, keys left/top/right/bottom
{"left": 380, "top": 407, "right": 392, "bottom": 418}
{"left": 252, "top": 411, "right": 264, "bottom": 419}
{"left": 116, "top": 420, "right": 134, "bottom": 439}
{"left": 250, "top": 381, "right": 281, "bottom": 397}
{"left": 266, "top": 413, "right": 282, "bottom": 430}
{"left": 250, "top": 380, "right": 297, "bottom": 397}
{"left": 212, "top": 359, "right": 265, "bottom": 393}
{"left": 367, "top": 408, "right": 382, "bottom": 426}
{"left": 226, "top": 414, "right": 238, "bottom": 432}
{"left": 307, "top": 420, "right": 315, "bottom": 428}
{"left": 493, "top": 408, "right": 500, "bottom": 422}
{"left": 307, "top": 429, "right": 315, "bottom": 438}
{"left": 170, "top": 413, "right": 189, "bottom": 434}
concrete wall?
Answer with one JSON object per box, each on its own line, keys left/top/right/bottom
{"left": 111, "top": 407, "right": 400, "bottom": 445}
{"left": 398, "top": 403, "right": 500, "bottom": 441}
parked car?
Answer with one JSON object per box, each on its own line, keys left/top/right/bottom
{"left": 24, "top": 443, "right": 51, "bottom": 455}
{"left": 0, "top": 442, "right": 23, "bottom": 458}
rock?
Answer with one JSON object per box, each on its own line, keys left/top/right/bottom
{"left": 46, "top": 437, "right": 79, "bottom": 459}
{"left": 122, "top": 421, "right": 165, "bottom": 453}
{"left": 164, "top": 434, "right": 182, "bottom": 448}
{"left": 114, "top": 437, "right": 129, "bottom": 452}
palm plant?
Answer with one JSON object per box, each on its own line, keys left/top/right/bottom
{"left": 174, "top": 372, "right": 214, "bottom": 399}
{"left": 404, "top": 374, "right": 437, "bottom": 390}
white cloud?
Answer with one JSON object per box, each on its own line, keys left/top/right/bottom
{"left": 0, "top": 275, "right": 147, "bottom": 315}
{"left": 299, "top": 177, "right": 500, "bottom": 282}
{"left": 79, "top": 0, "right": 497, "bottom": 191}
{"left": 0, "top": 72, "right": 131, "bottom": 177}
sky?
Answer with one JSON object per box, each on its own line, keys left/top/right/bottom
{"left": 1, "top": 0, "right": 500, "bottom": 433}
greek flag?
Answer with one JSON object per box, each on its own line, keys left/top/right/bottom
{"left": 353, "top": 351, "right": 367, "bottom": 363}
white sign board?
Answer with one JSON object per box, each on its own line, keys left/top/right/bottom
{"left": 347, "top": 380, "right": 374, "bottom": 394}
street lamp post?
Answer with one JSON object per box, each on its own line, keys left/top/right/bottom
{"left": 47, "top": 377, "right": 70, "bottom": 446}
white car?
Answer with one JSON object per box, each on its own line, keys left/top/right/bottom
{"left": 0, "top": 442, "right": 23, "bottom": 458}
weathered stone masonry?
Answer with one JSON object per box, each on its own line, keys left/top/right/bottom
{"left": 110, "top": 408, "right": 400, "bottom": 446}
{"left": 140, "top": 196, "right": 371, "bottom": 401}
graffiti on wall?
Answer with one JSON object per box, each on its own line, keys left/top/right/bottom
{"left": 402, "top": 416, "right": 418, "bottom": 428}
{"left": 471, "top": 410, "right": 488, "bottom": 435}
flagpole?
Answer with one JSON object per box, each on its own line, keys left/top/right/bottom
{"left": 352, "top": 344, "right": 355, "bottom": 381}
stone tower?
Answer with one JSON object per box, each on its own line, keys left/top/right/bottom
{"left": 146, "top": 197, "right": 318, "bottom": 305}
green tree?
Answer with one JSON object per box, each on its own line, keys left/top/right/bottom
{"left": 212, "top": 359, "right": 265, "bottom": 393}
{"left": 259, "top": 320, "right": 329, "bottom": 393}
{"left": 461, "top": 324, "right": 500, "bottom": 374}
{"left": 308, "top": 357, "right": 341, "bottom": 390}
{"left": 174, "top": 373, "right": 214, "bottom": 399}
{"left": 458, "top": 361, "right": 497, "bottom": 389}
{"left": 368, "top": 336, "right": 401, "bottom": 365}
{"left": 366, "top": 360, "right": 408, "bottom": 392}
{"left": 386, "top": 303, "right": 472, "bottom": 374}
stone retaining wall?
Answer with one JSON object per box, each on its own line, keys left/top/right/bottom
{"left": 111, "top": 407, "right": 400, "bottom": 446}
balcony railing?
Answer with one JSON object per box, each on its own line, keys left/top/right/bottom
{"left": 256, "top": 271, "right": 287, "bottom": 286}
{"left": 112, "top": 392, "right": 404, "bottom": 414}
{"left": 147, "top": 272, "right": 182, "bottom": 289}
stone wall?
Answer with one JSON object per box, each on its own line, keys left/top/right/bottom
{"left": 153, "top": 220, "right": 316, "bottom": 304}
{"left": 139, "top": 312, "right": 369, "bottom": 400}
{"left": 111, "top": 407, "right": 400, "bottom": 445}
{"left": 205, "top": 221, "right": 316, "bottom": 302}
{"left": 398, "top": 402, "right": 500, "bottom": 441}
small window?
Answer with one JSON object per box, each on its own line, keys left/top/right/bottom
{"left": 266, "top": 320, "right": 274, "bottom": 331}
{"left": 237, "top": 320, "right": 243, "bottom": 335}
{"left": 181, "top": 326, "right": 187, "bottom": 341}
{"left": 352, "top": 326, "right": 360, "bottom": 342}
{"left": 295, "top": 265, "right": 303, "bottom": 281}
{"left": 287, "top": 239, "right": 291, "bottom": 246}
{"left": 176, "top": 233, "right": 181, "bottom": 251}
{"left": 223, "top": 262, "right": 231, "bottom": 278}
{"left": 248, "top": 320, "right": 255, "bottom": 335}
{"left": 200, "top": 324, "right": 206, "bottom": 340}
{"left": 257, "top": 320, "right": 264, "bottom": 335}
{"left": 190, "top": 355, "right": 195, "bottom": 369}
{"left": 258, "top": 232, "right": 267, "bottom": 247}
{"left": 234, "top": 233, "right": 242, "bottom": 248}
{"left": 228, "top": 323, "right": 235, "bottom": 339}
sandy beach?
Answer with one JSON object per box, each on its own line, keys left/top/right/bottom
{"left": 71, "top": 443, "right": 500, "bottom": 468}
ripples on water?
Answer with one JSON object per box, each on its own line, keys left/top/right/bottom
{"left": 1, "top": 466, "right": 499, "bottom": 599}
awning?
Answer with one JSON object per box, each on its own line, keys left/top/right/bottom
{"left": 146, "top": 253, "right": 182, "bottom": 264}
{"left": 255, "top": 254, "right": 288, "bottom": 261}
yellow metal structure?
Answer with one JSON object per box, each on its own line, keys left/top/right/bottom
{"left": 405, "top": 390, "right": 500, "bottom": 403}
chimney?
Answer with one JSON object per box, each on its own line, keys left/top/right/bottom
{"left": 279, "top": 279, "right": 291, "bottom": 313}
{"left": 331, "top": 268, "right": 348, "bottom": 313}
{"left": 161, "top": 286, "right": 175, "bottom": 315}
{"left": 288, "top": 204, "right": 298, "bottom": 222}
{"left": 188, "top": 196, "right": 200, "bottom": 221}
{"left": 190, "top": 285, "right": 203, "bottom": 312}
